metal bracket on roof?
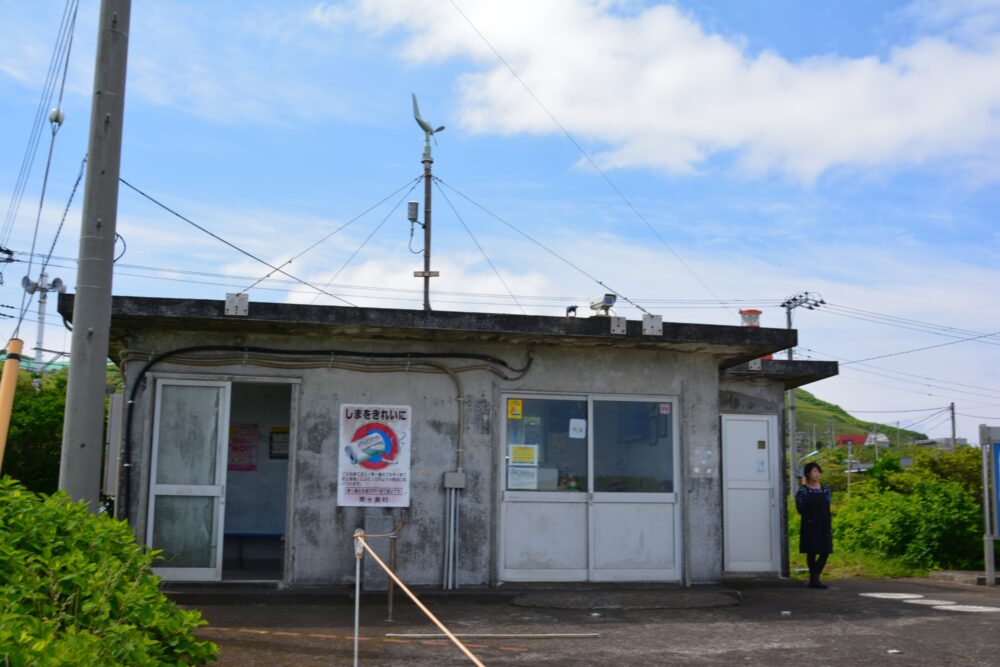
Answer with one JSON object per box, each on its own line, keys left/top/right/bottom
{"left": 225, "top": 292, "right": 249, "bottom": 316}
{"left": 642, "top": 313, "right": 663, "bottom": 336}
{"left": 609, "top": 316, "right": 627, "bottom": 335}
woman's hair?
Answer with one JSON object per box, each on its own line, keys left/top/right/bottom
{"left": 803, "top": 462, "right": 823, "bottom": 477}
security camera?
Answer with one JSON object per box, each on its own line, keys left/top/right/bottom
{"left": 589, "top": 293, "right": 617, "bottom": 316}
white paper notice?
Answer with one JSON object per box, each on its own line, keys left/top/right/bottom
{"left": 569, "top": 418, "right": 587, "bottom": 439}
{"left": 508, "top": 466, "right": 538, "bottom": 490}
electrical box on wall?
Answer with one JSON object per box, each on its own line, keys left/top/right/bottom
{"left": 225, "top": 292, "right": 249, "bottom": 316}
{"left": 609, "top": 316, "right": 627, "bottom": 335}
{"left": 443, "top": 471, "right": 466, "bottom": 489}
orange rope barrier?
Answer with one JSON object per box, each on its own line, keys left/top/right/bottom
{"left": 356, "top": 535, "right": 485, "bottom": 667}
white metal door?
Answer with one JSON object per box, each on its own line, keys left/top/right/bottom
{"left": 147, "top": 379, "right": 231, "bottom": 581}
{"left": 721, "top": 414, "right": 780, "bottom": 573}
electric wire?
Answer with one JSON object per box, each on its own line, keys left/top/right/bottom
{"left": 839, "top": 407, "right": 947, "bottom": 414}
{"left": 816, "top": 306, "right": 1000, "bottom": 348}
{"left": 307, "top": 179, "right": 421, "bottom": 305}
{"left": 1, "top": 0, "right": 79, "bottom": 248}
{"left": 957, "top": 412, "right": 1000, "bottom": 420}
{"left": 38, "top": 154, "right": 85, "bottom": 280}
{"left": 824, "top": 302, "right": 1000, "bottom": 341}
{"left": 802, "top": 347, "right": 1000, "bottom": 397}
{"left": 11, "top": 2, "right": 80, "bottom": 338}
{"left": 447, "top": 0, "right": 729, "bottom": 312}
{"left": 840, "top": 328, "right": 1000, "bottom": 365}
{"left": 241, "top": 176, "right": 422, "bottom": 294}
{"left": 433, "top": 179, "right": 525, "bottom": 315}
{"left": 436, "top": 177, "right": 649, "bottom": 314}
{"left": 118, "top": 178, "right": 358, "bottom": 306}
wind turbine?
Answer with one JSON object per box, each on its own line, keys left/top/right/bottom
{"left": 412, "top": 93, "right": 445, "bottom": 161}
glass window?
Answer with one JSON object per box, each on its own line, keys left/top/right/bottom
{"left": 151, "top": 495, "right": 218, "bottom": 567}
{"left": 593, "top": 400, "right": 673, "bottom": 493}
{"left": 505, "top": 397, "right": 587, "bottom": 491}
{"left": 155, "top": 384, "right": 222, "bottom": 486}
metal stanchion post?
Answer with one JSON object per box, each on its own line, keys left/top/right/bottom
{"left": 353, "top": 529, "right": 364, "bottom": 667}
{"left": 387, "top": 534, "right": 398, "bottom": 621}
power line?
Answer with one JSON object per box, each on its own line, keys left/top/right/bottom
{"left": 240, "top": 176, "right": 422, "bottom": 293}
{"left": 436, "top": 177, "right": 649, "bottom": 314}
{"left": 1, "top": 0, "right": 79, "bottom": 249}
{"left": 446, "top": 0, "right": 727, "bottom": 312}
{"left": 824, "top": 302, "right": 1000, "bottom": 341}
{"left": 957, "top": 413, "right": 1000, "bottom": 420}
{"left": 817, "top": 305, "right": 1000, "bottom": 347}
{"left": 840, "top": 329, "right": 1000, "bottom": 365}
{"left": 307, "top": 178, "right": 421, "bottom": 305}
{"left": 803, "top": 347, "right": 1000, "bottom": 396}
{"left": 434, "top": 179, "right": 525, "bottom": 315}
{"left": 840, "top": 407, "right": 947, "bottom": 414}
{"left": 118, "top": 178, "right": 357, "bottom": 307}
{"left": 11, "top": 1, "right": 79, "bottom": 338}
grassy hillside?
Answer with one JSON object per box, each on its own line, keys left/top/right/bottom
{"left": 793, "top": 388, "right": 927, "bottom": 450}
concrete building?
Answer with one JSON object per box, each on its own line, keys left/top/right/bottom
{"left": 61, "top": 294, "right": 836, "bottom": 588}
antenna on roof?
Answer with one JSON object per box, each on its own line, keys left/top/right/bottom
{"left": 411, "top": 94, "right": 443, "bottom": 311}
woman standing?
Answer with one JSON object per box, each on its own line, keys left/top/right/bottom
{"left": 796, "top": 462, "right": 833, "bottom": 589}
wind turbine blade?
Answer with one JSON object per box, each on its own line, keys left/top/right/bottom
{"left": 412, "top": 93, "right": 434, "bottom": 133}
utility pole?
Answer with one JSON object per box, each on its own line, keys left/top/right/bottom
{"left": 59, "top": 0, "right": 131, "bottom": 511}
{"left": 950, "top": 402, "right": 957, "bottom": 449}
{"left": 781, "top": 291, "right": 824, "bottom": 495}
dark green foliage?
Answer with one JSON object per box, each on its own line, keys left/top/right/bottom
{"left": 3, "top": 370, "right": 67, "bottom": 494}
{"left": 0, "top": 479, "right": 217, "bottom": 665}
{"left": 867, "top": 454, "right": 903, "bottom": 491}
{"left": 2, "top": 365, "right": 121, "bottom": 494}
{"left": 833, "top": 478, "right": 982, "bottom": 570}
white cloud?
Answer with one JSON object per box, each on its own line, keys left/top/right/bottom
{"left": 329, "top": 0, "right": 1000, "bottom": 182}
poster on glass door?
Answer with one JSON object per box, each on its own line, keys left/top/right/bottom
{"left": 337, "top": 404, "right": 412, "bottom": 507}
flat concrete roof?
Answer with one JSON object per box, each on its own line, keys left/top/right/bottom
{"left": 60, "top": 294, "right": 801, "bottom": 370}
{"left": 721, "top": 359, "right": 839, "bottom": 390}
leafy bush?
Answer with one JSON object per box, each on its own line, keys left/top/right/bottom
{"left": 0, "top": 479, "right": 217, "bottom": 665}
{"left": 833, "top": 478, "right": 981, "bottom": 570}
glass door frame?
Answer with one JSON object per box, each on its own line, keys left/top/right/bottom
{"left": 146, "top": 378, "right": 231, "bottom": 582}
{"left": 498, "top": 391, "right": 681, "bottom": 582}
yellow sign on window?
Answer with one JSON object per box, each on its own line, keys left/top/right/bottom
{"left": 507, "top": 398, "right": 523, "bottom": 420}
{"left": 509, "top": 444, "right": 538, "bottom": 466}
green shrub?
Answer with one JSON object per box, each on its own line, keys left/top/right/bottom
{"left": 0, "top": 479, "right": 217, "bottom": 665}
{"left": 833, "top": 478, "right": 981, "bottom": 570}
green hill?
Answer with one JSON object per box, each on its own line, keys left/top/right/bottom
{"left": 793, "top": 388, "right": 927, "bottom": 450}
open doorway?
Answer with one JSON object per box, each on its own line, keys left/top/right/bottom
{"left": 222, "top": 382, "right": 293, "bottom": 581}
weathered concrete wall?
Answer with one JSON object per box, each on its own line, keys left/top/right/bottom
{"left": 120, "top": 329, "right": 728, "bottom": 587}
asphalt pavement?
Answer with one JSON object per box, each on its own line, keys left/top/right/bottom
{"left": 178, "top": 578, "right": 1000, "bottom": 666}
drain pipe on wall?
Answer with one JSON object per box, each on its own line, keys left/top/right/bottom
{"left": 432, "top": 362, "right": 466, "bottom": 590}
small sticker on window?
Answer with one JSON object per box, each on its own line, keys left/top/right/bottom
{"left": 659, "top": 403, "right": 671, "bottom": 414}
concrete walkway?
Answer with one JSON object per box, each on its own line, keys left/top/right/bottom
{"left": 175, "top": 578, "right": 1000, "bottom": 666}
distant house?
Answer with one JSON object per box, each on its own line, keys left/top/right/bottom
{"left": 865, "top": 432, "right": 890, "bottom": 446}
{"left": 837, "top": 434, "right": 866, "bottom": 447}
{"left": 916, "top": 437, "right": 969, "bottom": 448}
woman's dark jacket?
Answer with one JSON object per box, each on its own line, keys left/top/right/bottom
{"left": 796, "top": 483, "right": 833, "bottom": 554}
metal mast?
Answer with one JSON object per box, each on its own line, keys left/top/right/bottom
{"left": 411, "top": 94, "right": 443, "bottom": 311}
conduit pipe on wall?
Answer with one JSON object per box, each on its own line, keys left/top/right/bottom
{"left": 117, "top": 345, "right": 532, "bottom": 589}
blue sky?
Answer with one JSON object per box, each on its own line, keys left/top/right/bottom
{"left": 1, "top": 0, "right": 999, "bottom": 442}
